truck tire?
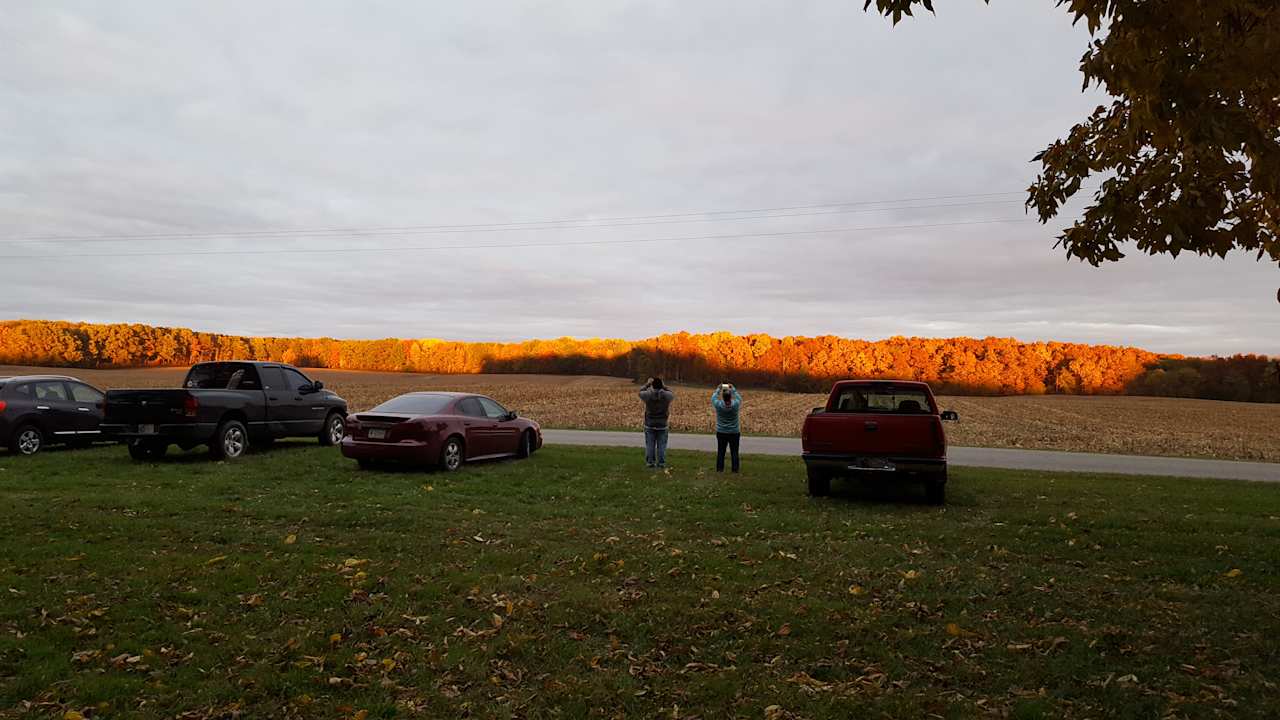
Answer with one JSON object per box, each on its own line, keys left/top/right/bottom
{"left": 128, "top": 440, "right": 168, "bottom": 461}
{"left": 210, "top": 419, "right": 249, "bottom": 460}
{"left": 806, "top": 466, "right": 831, "bottom": 497}
{"left": 10, "top": 424, "right": 44, "bottom": 456}
{"left": 319, "top": 412, "right": 344, "bottom": 447}
{"left": 925, "top": 473, "right": 947, "bottom": 505}
{"left": 439, "top": 436, "right": 464, "bottom": 472}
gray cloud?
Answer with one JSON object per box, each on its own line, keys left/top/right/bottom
{"left": 1, "top": 1, "right": 1276, "bottom": 357}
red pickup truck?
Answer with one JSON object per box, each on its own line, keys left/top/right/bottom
{"left": 801, "top": 380, "right": 958, "bottom": 504}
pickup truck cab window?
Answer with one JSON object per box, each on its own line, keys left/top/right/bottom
{"left": 258, "top": 366, "right": 286, "bottom": 391}
{"left": 185, "top": 362, "right": 261, "bottom": 390}
{"left": 282, "top": 368, "right": 312, "bottom": 391}
{"left": 832, "top": 387, "right": 933, "bottom": 414}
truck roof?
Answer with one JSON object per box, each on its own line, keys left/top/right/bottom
{"left": 831, "top": 379, "right": 932, "bottom": 388}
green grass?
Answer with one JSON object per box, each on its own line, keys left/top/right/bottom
{"left": 1, "top": 443, "right": 1278, "bottom": 719}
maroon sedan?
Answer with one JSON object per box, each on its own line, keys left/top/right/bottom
{"left": 341, "top": 392, "right": 542, "bottom": 471}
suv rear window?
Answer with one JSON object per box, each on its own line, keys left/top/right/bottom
{"left": 832, "top": 386, "right": 933, "bottom": 414}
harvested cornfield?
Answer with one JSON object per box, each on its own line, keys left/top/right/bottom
{"left": 5, "top": 365, "right": 1277, "bottom": 463}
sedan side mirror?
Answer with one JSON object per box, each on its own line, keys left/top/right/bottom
{"left": 314, "top": 380, "right": 324, "bottom": 391}
{"left": 940, "top": 410, "right": 959, "bottom": 422}
{"left": 810, "top": 406, "right": 825, "bottom": 415}
{"left": 503, "top": 411, "right": 518, "bottom": 422}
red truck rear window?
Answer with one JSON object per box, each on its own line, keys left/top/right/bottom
{"left": 831, "top": 387, "right": 933, "bottom": 414}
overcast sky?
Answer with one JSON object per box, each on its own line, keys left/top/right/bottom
{"left": 2, "top": 2, "right": 1276, "bottom": 356}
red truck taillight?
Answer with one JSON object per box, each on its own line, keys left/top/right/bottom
{"left": 183, "top": 395, "right": 199, "bottom": 418}
{"left": 0, "top": 400, "right": 7, "bottom": 413}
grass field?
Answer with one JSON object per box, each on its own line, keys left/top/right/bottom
{"left": 2, "top": 442, "right": 1279, "bottom": 719}
{"left": 5, "top": 365, "right": 1279, "bottom": 463}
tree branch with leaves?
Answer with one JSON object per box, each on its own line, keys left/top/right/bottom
{"left": 865, "top": 0, "right": 1280, "bottom": 266}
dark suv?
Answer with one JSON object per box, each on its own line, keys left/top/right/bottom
{"left": 0, "top": 375, "right": 107, "bottom": 456}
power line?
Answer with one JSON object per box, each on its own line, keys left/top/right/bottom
{"left": 0, "top": 217, "right": 1035, "bottom": 260}
{"left": 2, "top": 190, "right": 1032, "bottom": 244}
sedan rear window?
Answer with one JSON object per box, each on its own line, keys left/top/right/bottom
{"left": 370, "top": 394, "right": 454, "bottom": 415}
{"left": 832, "top": 386, "right": 933, "bottom": 414}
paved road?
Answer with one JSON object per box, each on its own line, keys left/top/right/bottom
{"left": 542, "top": 429, "right": 1280, "bottom": 483}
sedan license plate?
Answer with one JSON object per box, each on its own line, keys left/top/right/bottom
{"left": 137, "top": 424, "right": 156, "bottom": 435}
{"left": 367, "top": 428, "right": 387, "bottom": 440}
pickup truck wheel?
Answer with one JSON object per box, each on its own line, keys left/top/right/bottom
{"left": 925, "top": 475, "right": 947, "bottom": 505}
{"left": 806, "top": 466, "right": 831, "bottom": 497}
{"left": 210, "top": 420, "right": 249, "bottom": 460}
{"left": 440, "top": 436, "right": 464, "bottom": 472}
{"left": 319, "top": 412, "right": 344, "bottom": 447}
{"left": 10, "top": 424, "right": 43, "bottom": 456}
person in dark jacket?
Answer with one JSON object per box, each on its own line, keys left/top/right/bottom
{"left": 638, "top": 377, "right": 675, "bottom": 468}
{"left": 712, "top": 383, "right": 742, "bottom": 472}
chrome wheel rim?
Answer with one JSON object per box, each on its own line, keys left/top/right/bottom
{"left": 444, "top": 441, "right": 461, "bottom": 470}
{"left": 17, "top": 429, "right": 41, "bottom": 455}
{"left": 328, "top": 416, "right": 344, "bottom": 444}
{"left": 223, "top": 426, "right": 245, "bottom": 458}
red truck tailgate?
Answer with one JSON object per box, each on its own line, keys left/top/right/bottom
{"left": 803, "top": 412, "right": 944, "bottom": 459}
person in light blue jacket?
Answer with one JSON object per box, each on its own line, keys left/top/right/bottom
{"left": 711, "top": 383, "right": 742, "bottom": 472}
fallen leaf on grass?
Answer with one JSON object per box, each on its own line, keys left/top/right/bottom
{"left": 205, "top": 555, "right": 227, "bottom": 566}
{"left": 284, "top": 534, "right": 297, "bottom": 545}
{"left": 848, "top": 585, "right": 864, "bottom": 596}
{"left": 1224, "top": 568, "right": 1243, "bottom": 578}
{"left": 64, "top": 712, "right": 84, "bottom": 720}
{"left": 776, "top": 623, "right": 791, "bottom": 637}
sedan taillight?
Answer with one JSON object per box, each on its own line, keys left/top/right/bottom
{"left": 0, "top": 400, "right": 7, "bottom": 412}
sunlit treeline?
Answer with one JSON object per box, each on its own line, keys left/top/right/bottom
{"left": 0, "top": 320, "right": 1275, "bottom": 401}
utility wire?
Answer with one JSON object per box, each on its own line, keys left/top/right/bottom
{"left": 0, "top": 198, "right": 1027, "bottom": 245}
{"left": 0, "top": 217, "right": 1034, "bottom": 260}
{"left": 2, "top": 190, "right": 1032, "bottom": 244}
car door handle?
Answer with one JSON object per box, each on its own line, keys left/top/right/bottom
{"left": 268, "top": 396, "right": 278, "bottom": 401}
{"left": 36, "top": 405, "right": 50, "bottom": 410}
{"left": 78, "top": 407, "right": 92, "bottom": 412}
{"left": 864, "top": 421, "right": 878, "bottom": 431}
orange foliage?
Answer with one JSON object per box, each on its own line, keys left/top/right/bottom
{"left": 0, "top": 319, "right": 1274, "bottom": 401}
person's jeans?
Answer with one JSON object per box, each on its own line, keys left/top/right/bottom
{"left": 644, "top": 427, "right": 669, "bottom": 467}
{"left": 716, "top": 432, "right": 741, "bottom": 472}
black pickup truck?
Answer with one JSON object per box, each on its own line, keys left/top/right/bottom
{"left": 102, "top": 361, "right": 348, "bottom": 461}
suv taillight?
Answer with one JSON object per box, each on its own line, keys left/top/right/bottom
{"left": 0, "top": 400, "right": 6, "bottom": 413}
{"left": 183, "top": 395, "right": 199, "bottom": 418}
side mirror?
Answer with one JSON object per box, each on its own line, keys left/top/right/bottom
{"left": 504, "top": 411, "right": 518, "bottom": 422}
{"left": 940, "top": 410, "right": 959, "bottom": 422}
{"left": 810, "top": 406, "right": 825, "bottom": 415}
{"left": 313, "top": 380, "right": 324, "bottom": 391}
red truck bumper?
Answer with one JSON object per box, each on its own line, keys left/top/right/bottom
{"left": 802, "top": 453, "right": 946, "bottom": 476}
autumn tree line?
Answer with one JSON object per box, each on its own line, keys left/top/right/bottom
{"left": 1, "top": 320, "right": 1276, "bottom": 402}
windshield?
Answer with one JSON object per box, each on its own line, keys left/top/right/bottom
{"left": 184, "top": 363, "right": 261, "bottom": 390}
{"left": 831, "top": 386, "right": 933, "bottom": 414}
{"left": 370, "top": 394, "right": 454, "bottom": 415}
